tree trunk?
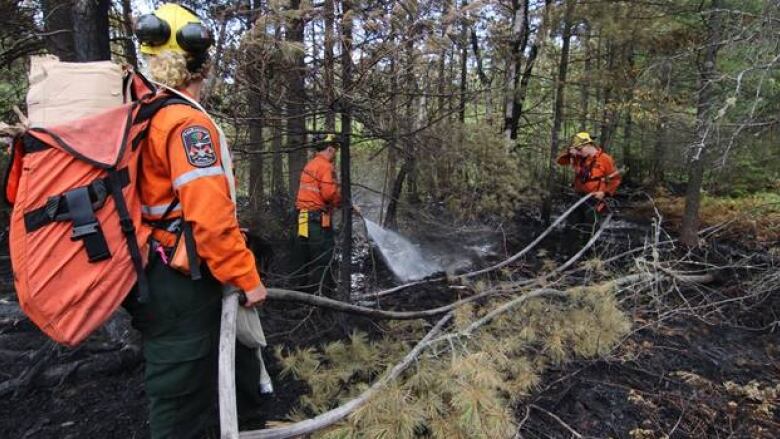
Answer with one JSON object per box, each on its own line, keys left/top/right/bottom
{"left": 509, "top": 0, "right": 550, "bottom": 141}
{"left": 338, "top": 0, "right": 354, "bottom": 301}
{"left": 324, "top": 0, "right": 336, "bottom": 131}
{"left": 594, "top": 35, "right": 602, "bottom": 122}
{"left": 271, "top": 24, "right": 286, "bottom": 200}
{"left": 384, "top": 162, "right": 408, "bottom": 230}
{"left": 458, "top": 0, "right": 469, "bottom": 122}
{"left": 541, "top": 1, "right": 575, "bottom": 224}
{"left": 403, "top": 23, "right": 420, "bottom": 204}
{"left": 202, "top": 12, "right": 230, "bottom": 104}
{"left": 623, "top": 108, "right": 632, "bottom": 184}
{"left": 287, "top": 0, "right": 308, "bottom": 200}
{"left": 622, "top": 48, "right": 635, "bottom": 183}
{"left": 248, "top": 92, "right": 264, "bottom": 216}
{"left": 244, "top": 5, "right": 265, "bottom": 215}
{"left": 470, "top": 27, "right": 492, "bottom": 124}
{"left": 40, "top": 0, "right": 110, "bottom": 62}
{"left": 599, "top": 41, "right": 615, "bottom": 149}
{"left": 681, "top": 0, "right": 723, "bottom": 247}
{"left": 42, "top": 0, "right": 75, "bottom": 61}
{"left": 652, "top": 114, "right": 666, "bottom": 186}
{"left": 652, "top": 61, "right": 672, "bottom": 186}
{"left": 511, "top": 44, "right": 538, "bottom": 138}
{"left": 120, "top": 0, "right": 137, "bottom": 67}
{"left": 272, "top": 113, "right": 285, "bottom": 198}
{"left": 72, "top": 0, "right": 111, "bottom": 61}
{"left": 383, "top": 2, "right": 401, "bottom": 227}
{"left": 436, "top": 0, "right": 451, "bottom": 118}
{"left": 579, "top": 24, "right": 591, "bottom": 131}
{"left": 470, "top": 28, "right": 489, "bottom": 86}
{"left": 503, "top": 0, "right": 529, "bottom": 149}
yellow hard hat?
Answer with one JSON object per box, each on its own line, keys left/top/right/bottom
{"left": 136, "top": 3, "right": 212, "bottom": 56}
{"left": 315, "top": 133, "right": 340, "bottom": 150}
{"left": 571, "top": 132, "right": 595, "bottom": 148}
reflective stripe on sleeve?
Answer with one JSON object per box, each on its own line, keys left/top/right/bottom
{"left": 172, "top": 166, "right": 225, "bottom": 189}
{"left": 141, "top": 202, "right": 182, "bottom": 216}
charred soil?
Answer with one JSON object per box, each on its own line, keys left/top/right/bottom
{"left": 0, "top": 202, "right": 778, "bottom": 438}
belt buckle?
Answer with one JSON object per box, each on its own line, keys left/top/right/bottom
{"left": 71, "top": 221, "right": 100, "bottom": 239}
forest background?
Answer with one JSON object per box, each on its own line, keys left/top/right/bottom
{"left": 1, "top": 0, "right": 778, "bottom": 247}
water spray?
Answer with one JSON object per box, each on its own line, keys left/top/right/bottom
{"left": 352, "top": 205, "right": 443, "bottom": 282}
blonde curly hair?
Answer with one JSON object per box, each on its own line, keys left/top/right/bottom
{"left": 145, "top": 50, "right": 209, "bottom": 89}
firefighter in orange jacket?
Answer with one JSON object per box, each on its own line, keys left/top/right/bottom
{"left": 556, "top": 132, "right": 621, "bottom": 223}
{"left": 127, "top": 4, "right": 266, "bottom": 437}
{"left": 292, "top": 134, "right": 342, "bottom": 293}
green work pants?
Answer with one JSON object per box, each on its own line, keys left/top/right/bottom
{"left": 290, "top": 220, "right": 335, "bottom": 294}
{"left": 124, "top": 257, "right": 263, "bottom": 439}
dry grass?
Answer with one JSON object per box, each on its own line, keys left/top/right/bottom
{"left": 635, "top": 191, "right": 780, "bottom": 246}
{"left": 275, "top": 284, "right": 631, "bottom": 438}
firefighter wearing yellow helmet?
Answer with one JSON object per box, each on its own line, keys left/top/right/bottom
{"left": 135, "top": 3, "right": 213, "bottom": 80}
{"left": 131, "top": 4, "right": 267, "bottom": 438}
{"left": 556, "top": 131, "right": 622, "bottom": 225}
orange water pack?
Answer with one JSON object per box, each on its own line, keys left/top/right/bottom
{"left": 4, "top": 64, "right": 184, "bottom": 347}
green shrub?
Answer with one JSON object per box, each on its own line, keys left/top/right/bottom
{"left": 416, "top": 122, "right": 536, "bottom": 220}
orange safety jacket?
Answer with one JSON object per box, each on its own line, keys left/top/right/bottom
{"left": 556, "top": 148, "right": 621, "bottom": 196}
{"left": 295, "top": 154, "right": 342, "bottom": 213}
{"left": 139, "top": 101, "right": 261, "bottom": 292}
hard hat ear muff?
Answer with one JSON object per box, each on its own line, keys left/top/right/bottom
{"left": 177, "top": 23, "right": 213, "bottom": 53}
{"left": 135, "top": 14, "right": 171, "bottom": 47}
{"left": 135, "top": 4, "right": 212, "bottom": 56}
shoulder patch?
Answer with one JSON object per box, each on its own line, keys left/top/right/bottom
{"left": 181, "top": 126, "right": 217, "bottom": 168}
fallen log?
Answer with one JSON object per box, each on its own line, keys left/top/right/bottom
{"left": 0, "top": 346, "right": 141, "bottom": 397}
{"left": 267, "top": 288, "right": 471, "bottom": 320}
{"left": 264, "top": 254, "right": 715, "bottom": 322}
{"left": 0, "top": 341, "right": 56, "bottom": 397}
{"left": 40, "top": 348, "right": 141, "bottom": 384}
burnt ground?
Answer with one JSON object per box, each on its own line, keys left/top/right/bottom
{"left": 520, "top": 313, "right": 780, "bottom": 438}
{"left": 0, "top": 200, "right": 778, "bottom": 438}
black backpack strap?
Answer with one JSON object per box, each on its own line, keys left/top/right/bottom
{"left": 64, "top": 187, "right": 111, "bottom": 262}
{"left": 24, "top": 168, "right": 130, "bottom": 232}
{"left": 134, "top": 96, "right": 195, "bottom": 124}
{"left": 117, "top": 95, "right": 194, "bottom": 301}
{"left": 133, "top": 95, "right": 206, "bottom": 283}
{"left": 130, "top": 96, "right": 197, "bottom": 151}
{"left": 106, "top": 168, "right": 150, "bottom": 303}
{"left": 181, "top": 221, "right": 202, "bottom": 281}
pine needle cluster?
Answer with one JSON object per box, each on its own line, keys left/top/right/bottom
{"left": 723, "top": 380, "right": 779, "bottom": 418}
{"left": 276, "top": 284, "right": 631, "bottom": 438}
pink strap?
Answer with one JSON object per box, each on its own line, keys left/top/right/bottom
{"left": 155, "top": 244, "right": 169, "bottom": 265}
